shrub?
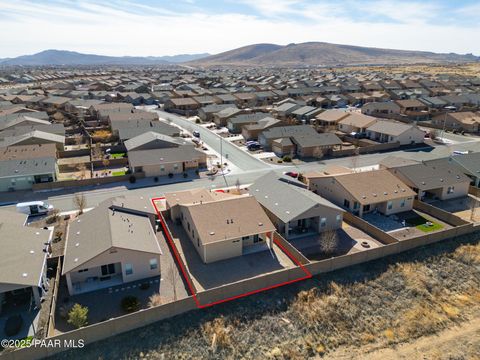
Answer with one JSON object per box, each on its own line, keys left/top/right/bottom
{"left": 154, "top": 176, "right": 159, "bottom": 182}
{"left": 195, "top": 119, "right": 201, "bottom": 124}
{"left": 195, "top": 169, "right": 199, "bottom": 175}
{"left": 282, "top": 156, "right": 292, "bottom": 162}
{"left": 4, "top": 315, "right": 23, "bottom": 336}
{"left": 67, "top": 304, "right": 88, "bottom": 329}
{"left": 183, "top": 172, "right": 188, "bottom": 178}
{"left": 129, "top": 175, "right": 136, "bottom": 184}
{"left": 121, "top": 296, "right": 140, "bottom": 313}
{"left": 277, "top": 160, "right": 283, "bottom": 163}
{"left": 148, "top": 293, "right": 163, "bottom": 307}
{"left": 168, "top": 173, "right": 174, "bottom": 178}
{"left": 53, "top": 230, "right": 63, "bottom": 243}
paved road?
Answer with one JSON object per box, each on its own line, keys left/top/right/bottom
{"left": 1, "top": 110, "right": 479, "bottom": 213}
{"left": 155, "top": 110, "right": 269, "bottom": 171}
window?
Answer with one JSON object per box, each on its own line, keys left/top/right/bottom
{"left": 78, "top": 268, "right": 88, "bottom": 273}
{"left": 363, "top": 204, "right": 371, "bottom": 212}
{"left": 174, "top": 163, "right": 179, "bottom": 170}
{"left": 125, "top": 264, "right": 133, "bottom": 275}
{"left": 253, "top": 234, "right": 260, "bottom": 243}
{"left": 400, "top": 199, "right": 406, "bottom": 207}
{"left": 387, "top": 201, "right": 393, "bottom": 210}
{"left": 242, "top": 235, "right": 250, "bottom": 241}
{"left": 353, "top": 202, "right": 359, "bottom": 210}
{"left": 187, "top": 222, "right": 190, "bottom": 231}
{"left": 101, "top": 263, "right": 115, "bottom": 276}
{"left": 447, "top": 186, "right": 455, "bottom": 194}
{"left": 149, "top": 258, "right": 158, "bottom": 270}
{"left": 320, "top": 218, "right": 327, "bottom": 227}
{"left": 336, "top": 214, "right": 341, "bottom": 222}
{"left": 343, "top": 199, "right": 350, "bottom": 208}
{"left": 160, "top": 165, "right": 165, "bottom": 172}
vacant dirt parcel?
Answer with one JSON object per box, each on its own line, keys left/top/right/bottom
{"left": 51, "top": 232, "right": 480, "bottom": 360}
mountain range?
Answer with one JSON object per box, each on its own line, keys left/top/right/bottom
{"left": 1, "top": 42, "right": 478, "bottom": 67}
{"left": 190, "top": 42, "right": 479, "bottom": 67}
{"left": 0, "top": 50, "right": 210, "bottom": 66}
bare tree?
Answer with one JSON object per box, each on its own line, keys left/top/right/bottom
{"left": 102, "top": 158, "right": 110, "bottom": 176}
{"left": 470, "top": 198, "right": 478, "bottom": 221}
{"left": 350, "top": 148, "right": 360, "bottom": 172}
{"left": 73, "top": 193, "right": 87, "bottom": 215}
{"left": 319, "top": 229, "right": 339, "bottom": 255}
{"left": 166, "top": 263, "right": 179, "bottom": 301}
{"left": 76, "top": 163, "right": 88, "bottom": 180}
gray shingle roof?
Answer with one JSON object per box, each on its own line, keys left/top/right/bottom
{"left": 251, "top": 172, "right": 342, "bottom": 222}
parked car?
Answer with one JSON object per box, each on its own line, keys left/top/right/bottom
{"left": 245, "top": 141, "right": 259, "bottom": 146}
{"left": 192, "top": 130, "right": 200, "bottom": 138}
{"left": 353, "top": 132, "right": 367, "bottom": 139}
{"left": 16, "top": 201, "right": 54, "bottom": 216}
{"left": 284, "top": 171, "right": 298, "bottom": 178}
{"left": 247, "top": 143, "right": 261, "bottom": 151}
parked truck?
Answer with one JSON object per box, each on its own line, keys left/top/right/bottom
{"left": 16, "top": 201, "right": 54, "bottom": 216}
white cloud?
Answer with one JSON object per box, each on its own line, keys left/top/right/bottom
{"left": 0, "top": 0, "right": 478, "bottom": 57}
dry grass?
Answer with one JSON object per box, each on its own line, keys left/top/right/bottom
{"left": 147, "top": 293, "right": 164, "bottom": 308}
{"left": 202, "top": 316, "right": 233, "bottom": 352}
{"left": 452, "top": 242, "right": 480, "bottom": 265}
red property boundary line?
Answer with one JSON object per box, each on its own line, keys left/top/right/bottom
{"left": 150, "top": 196, "right": 312, "bottom": 309}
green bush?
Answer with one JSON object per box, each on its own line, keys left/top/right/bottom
{"left": 121, "top": 296, "right": 140, "bottom": 313}
{"left": 67, "top": 304, "right": 88, "bottom": 329}
{"left": 282, "top": 156, "right": 292, "bottom": 162}
{"left": 129, "top": 175, "right": 136, "bottom": 183}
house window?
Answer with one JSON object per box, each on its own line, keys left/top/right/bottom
{"left": 125, "top": 264, "right": 133, "bottom": 275}
{"left": 160, "top": 165, "right": 165, "bottom": 172}
{"left": 187, "top": 222, "right": 190, "bottom": 231}
{"left": 363, "top": 204, "right": 371, "bottom": 212}
{"left": 320, "top": 218, "right": 327, "bottom": 227}
{"left": 447, "top": 186, "right": 455, "bottom": 194}
{"left": 343, "top": 199, "right": 350, "bottom": 208}
{"left": 353, "top": 202, "right": 359, "bottom": 210}
{"left": 174, "top": 164, "right": 179, "bottom": 170}
{"left": 253, "top": 234, "right": 260, "bottom": 243}
{"left": 101, "top": 263, "right": 115, "bottom": 276}
{"left": 242, "top": 235, "right": 250, "bottom": 241}
{"left": 149, "top": 258, "right": 158, "bottom": 270}
{"left": 400, "top": 199, "right": 406, "bottom": 207}
{"left": 387, "top": 201, "right": 393, "bottom": 210}
{"left": 336, "top": 214, "right": 341, "bottom": 222}
{"left": 78, "top": 268, "right": 89, "bottom": 273}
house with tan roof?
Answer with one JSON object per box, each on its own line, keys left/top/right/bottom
{"left": 366, "top": 120, "right": 425, "bottom": 145}
{"left": 432, "top": 112, "right": 480, "bottom": 133}
{"left": 63, "top": 197, "right": 161, "bottom": 295}
{"left": 165, "top": 191, "right": 275, "bottom": 263}
{"left": 314, "top": 109, "right": 350, "bottom": 130}
{"left": 306, "top": 170, "right": 416, "bottom": 217}
{"left": 337, "top": 113, "right": 378, "bottom": 134}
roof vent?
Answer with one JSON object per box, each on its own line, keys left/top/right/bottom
{"left": 258, "top": 222, "right": 263, "bottom": 226}
{"left": 76, "top": 231, "right": 80, "bottom": 235}
{"left": 74, "top": 258, "right": 78, "bottom": 262}
{"left": 35, "top": 232, "right": 40, "bottom": 235}
{"left": 75, "top": 243, "right": 80, "bottom": 247}
{"left": 440, "top": 178, "right": 444, "bottom": 182}
{"left": 384, "top": 192, "right": 388, "bottom": 195}
{"left": 29, "top": 250, "right": 35, "bottom": 254}
{"left": 209, "top": 231, "right": 215, "bottom": 235}
{"left": 22, "top": 273, "right": 28, "bottom": 277}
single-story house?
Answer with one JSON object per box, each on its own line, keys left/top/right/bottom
{"left": 432, "top": 112, "right": 480, "bottom": 133}
{"left": 0, "top": 210, "right": 52, "bottom": 315}
{"left": 251, "top": 172, "right": 344, "bottom": 240}
{"left": 63, "top": 197, "right": 161, "bottom": 295}
{"left": 387, "top": 159, "right": 471, "bottom": 200}
{"left": 448, "top": 152, "right": 480, "bottom": 187}
{"left": 165, "top": 191, "right": 276, "bottom": 263}
{"left": 306, "top": 170, "right": 416, "bottom": 217}
{"left": 337, "top": 113, "right": 378, "bottom": 134}
{"left": 366, "top": 120, "right": 425, "bottom": 145}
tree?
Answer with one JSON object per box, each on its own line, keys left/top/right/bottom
{"left": 73, "top": 193, "right": 87, "bottom": 215}
{"left": 102, "top": 158, "right": 110, "bottom": 175}
{"left": 470, "top": 198, "right": 478, "bottom": 221}
{"left": 67, "top": 304, "right": 88, "bottom": 329}
{"left": 76, "top": 163, "right": 88, "bottom": 180}
{"left": 319, "top": 230, "right": 339, "bottom": 255}
{"left": 167, "top": 263, "right": 179, "bottom": 301}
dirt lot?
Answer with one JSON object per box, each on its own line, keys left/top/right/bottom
{"left": 51, "top": 231, "right": 480, "bottom": 360}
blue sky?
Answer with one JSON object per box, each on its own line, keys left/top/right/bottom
{"left": 1, "top": 0, "right": 479, "bottom": 57}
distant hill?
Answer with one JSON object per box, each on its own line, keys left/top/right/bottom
{"left": 190, "top": 42, "right": 479, "bottom": 67}
{"left": 0, "top": 50, "right": 210, "bottom": 66}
